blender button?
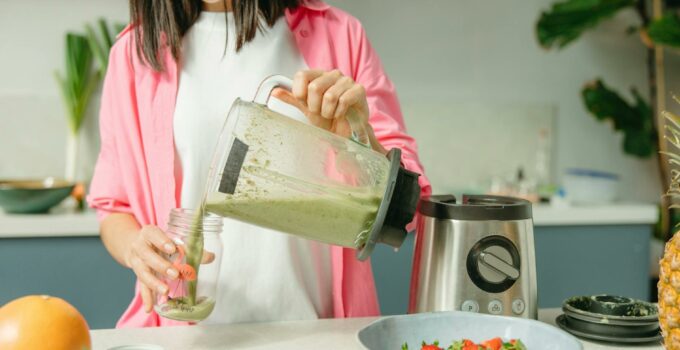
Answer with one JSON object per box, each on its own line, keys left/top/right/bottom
{"left": 461, "top": 300, "right": 479, "bottom": 313}
{"left": 512, "top": 299, "right": 525, "bottom": 314}
{"left": 488, "top": 300, "right": 503, "bottom": 315}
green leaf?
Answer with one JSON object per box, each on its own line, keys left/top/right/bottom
{"left": 85, "top": 24, "right": 108, "bottom": 74}
{"left": 536, "top": 0, "right": 635, "bottom": 49}
{"left": 114, "top": 23, "right": 128, "bottom": 36}
{"left": 581, "top": 79, "right": 657, "bottom": 158}
{"left": 55, "top": 32, "right": 95, "bottom": 134}
{"left": 97, "top": 18, "right": 114, "bottom": 49}
{"left": 85, "top": 18, "right": 125, "bottom": 74}
{"left": 648, "top": 13, "right": 680, "bottom": 48}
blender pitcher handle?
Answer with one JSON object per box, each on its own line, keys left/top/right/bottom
{"left": 253, "top": 75, "right": 371, "bottom": 147}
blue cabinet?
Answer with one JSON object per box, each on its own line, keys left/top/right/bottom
{"left": 0, "top": 237, "right": 135, "bottom": 329}
{"left": 0, "top": 223, "right": 652, "bottom": 327}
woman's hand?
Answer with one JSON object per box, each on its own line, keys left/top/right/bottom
{"left": 272, "top": 69, "right": 388, "bottom": 155}
{"left": 125, "top": 225, "right": 214, "bottom": 312}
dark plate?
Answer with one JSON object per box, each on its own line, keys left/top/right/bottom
{"left": 564, "top": 314, "right": 659, "bottom": 338}
{"left": 564, "top": 308, "right": 658, "bottom": 327}
{"left": 556, "top": 315, "right": 662, "bottom": 344}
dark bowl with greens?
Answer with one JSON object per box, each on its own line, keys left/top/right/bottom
{"left": 0, "top": 178, "right": 75, "bottom": 214}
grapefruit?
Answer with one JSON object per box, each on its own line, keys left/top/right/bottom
{"left": 0, "top": 295, "right": 91, "bottom": 350}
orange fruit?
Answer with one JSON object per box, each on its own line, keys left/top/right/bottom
{"left": 72, "top": 182, "right": 85, "bottom": 201}
{"left": 0, "top": 295, "right": 91, "bottom": 350}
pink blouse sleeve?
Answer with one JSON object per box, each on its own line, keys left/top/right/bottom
{"left": 350, "top": 24, "right": 432, "bottom": 199}
{"left": 86, "top": 38, "right": 135, "bottom": 221}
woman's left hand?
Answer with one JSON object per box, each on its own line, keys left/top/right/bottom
{"left": 272, "top": 69, "right": 387, "bottom": 155}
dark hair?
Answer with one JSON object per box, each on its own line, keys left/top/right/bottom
{"left": 129, "top": 0, "right": 300, "bottom": 71}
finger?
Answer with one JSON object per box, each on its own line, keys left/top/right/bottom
{"left": 272, "top": 88, "right": 309, "bottom": 115}
{"left": 201, "top": 250, "right": 215, "bottom": 264}
{"left": 334, "top": 84, "right": 366, "bottom": 119}
{"left": 321, "top": 77, "right": 354, "bottom": 120}
{"left": 273, "top": 87, "right": 329, "bottom": 129}
{"left": 141, "top": 284, "right": 153, "bottom": 313}
{"left": 141, "top": 226, "right": 175, "bottom": 254}
{"left": 139, "top": 245, "right": 178, "bottom": 279}
{"left": 131, "top": 256, "right": 169, "bottom": 296}
{"left": 292, "top": 69, "right": 324, "bottom": 103}
{"left": 307, "top": 70, "right": 343, "bottom": 114}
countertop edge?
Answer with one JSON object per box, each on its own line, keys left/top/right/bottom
{"left": 0, "top": 203, "right": 659, "bottom": 238}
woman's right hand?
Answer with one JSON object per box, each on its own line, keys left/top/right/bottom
{"left": 125, "top": 225, "right": 178, "bottom": 313}
{"left": 124, "top": 225, "right": 214, "bottom": 312}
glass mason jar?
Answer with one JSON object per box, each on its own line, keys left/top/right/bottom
{"left": 154, "top": 208, "right": 223, "bottom": 322}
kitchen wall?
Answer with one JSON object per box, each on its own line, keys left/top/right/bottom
{"left": 1, "top": 0, "right": 670, "bottom": 202}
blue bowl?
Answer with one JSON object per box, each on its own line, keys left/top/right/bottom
{"left": 0, "top": 178, "right": 75, "bottom": 214}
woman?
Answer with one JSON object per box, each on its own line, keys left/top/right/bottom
{"left": 88, "top": 0, "right": 431, "bottom": 328}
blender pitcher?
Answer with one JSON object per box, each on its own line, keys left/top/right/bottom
{"left": 203, "top": 75, "right": 420, "bottom": 260}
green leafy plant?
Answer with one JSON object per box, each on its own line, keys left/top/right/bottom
{"left": 85, "top": 19, "right": 127, "bottom": 74}
{"left": 536, "top": 0, "right": 636, "bottom": 50}
{"left": 648, "top": 13, "right": 680, "bottom": 47}
{"left": 55, "top": 18, "right": 124, "bottom": 182}
{"left": 536, "top": 0, "right": 680, "bottom": 160}
{"left": 55, "top": 33, "right": 98, "bottom": 137}
{"left": 582, "top": 79, "right": 656, "bottom": 157}
{"left": 536, "top": 0, "right": 680, "bottom": 239}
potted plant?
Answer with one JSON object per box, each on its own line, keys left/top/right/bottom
{"left": 54, "top": 19, "right": 124, "bottom": 208}
{"left": 536, "top": 0, "right": 680, "bottom": 238}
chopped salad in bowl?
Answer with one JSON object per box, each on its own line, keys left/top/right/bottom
{"left": 402, "top": 337, "right": 527, "bottom": 350}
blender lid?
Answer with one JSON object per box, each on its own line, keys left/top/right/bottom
{"left": 418, "top": 194, "right": 532, "bottom": 221}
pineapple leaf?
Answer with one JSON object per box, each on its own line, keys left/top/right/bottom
{"left": 664, "top": 108, "right": 680, "bottom": 206}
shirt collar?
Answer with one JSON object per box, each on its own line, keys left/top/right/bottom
{"left": 299, "top": 0, "right": 330, "bottom": 12}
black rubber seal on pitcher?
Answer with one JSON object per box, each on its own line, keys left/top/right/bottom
{"left": 219, "top": 137, "right": 249, "bottom": 195}
{"left": 356, "top": 148, "right": 402, "bottom": 261}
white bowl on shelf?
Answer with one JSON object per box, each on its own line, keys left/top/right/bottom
{"left": 562, "top": 168, "right": 619, "bottom": 205}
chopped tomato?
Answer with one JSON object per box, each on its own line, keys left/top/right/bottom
{"left": 404, "top": 337, "right": 525, "bottom": 350}
{"left": 480, "top": 337, "right": 502, "bottom": 350}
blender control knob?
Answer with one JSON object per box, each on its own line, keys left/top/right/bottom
{"left": 479, "top": 250, "right": 520, "bottom": 280}
{"left": 466, "top": 235, "right": 521, "bottom": 293}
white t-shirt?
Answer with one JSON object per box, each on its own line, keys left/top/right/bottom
{"left": 173, "top": 11, "right": 333, "bottom": 323}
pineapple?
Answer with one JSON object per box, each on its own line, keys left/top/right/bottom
{"left": 659, "top": 104, "right": 680, "bottom": 349}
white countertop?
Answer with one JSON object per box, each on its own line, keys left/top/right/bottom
{"left": 0, "top": 203, "right": 659, "bottom": 238}
{"left": 91, "top": 308, "right": 661, "bottom": 350}
{"left": 531, "top": 203, "right": 658, "bottom": 226}
{"left": 0, "top": 210, "right": 99, "bottom": 238}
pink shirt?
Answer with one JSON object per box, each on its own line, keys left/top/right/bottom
{"left": 87, "top": 0, "right": 431, "bottom": 328}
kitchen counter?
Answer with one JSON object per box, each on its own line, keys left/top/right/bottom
{"left": 0, "top": 210, "right": 98, "bottom": 238}
{"left": 91, "top": 309, "right": 662, "bottom": 350}
{"left": 0, "top": 203, "right": 658, "bottom": 238}
{"left": 531, "top": 203, "right": 658, "bottom": 226}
